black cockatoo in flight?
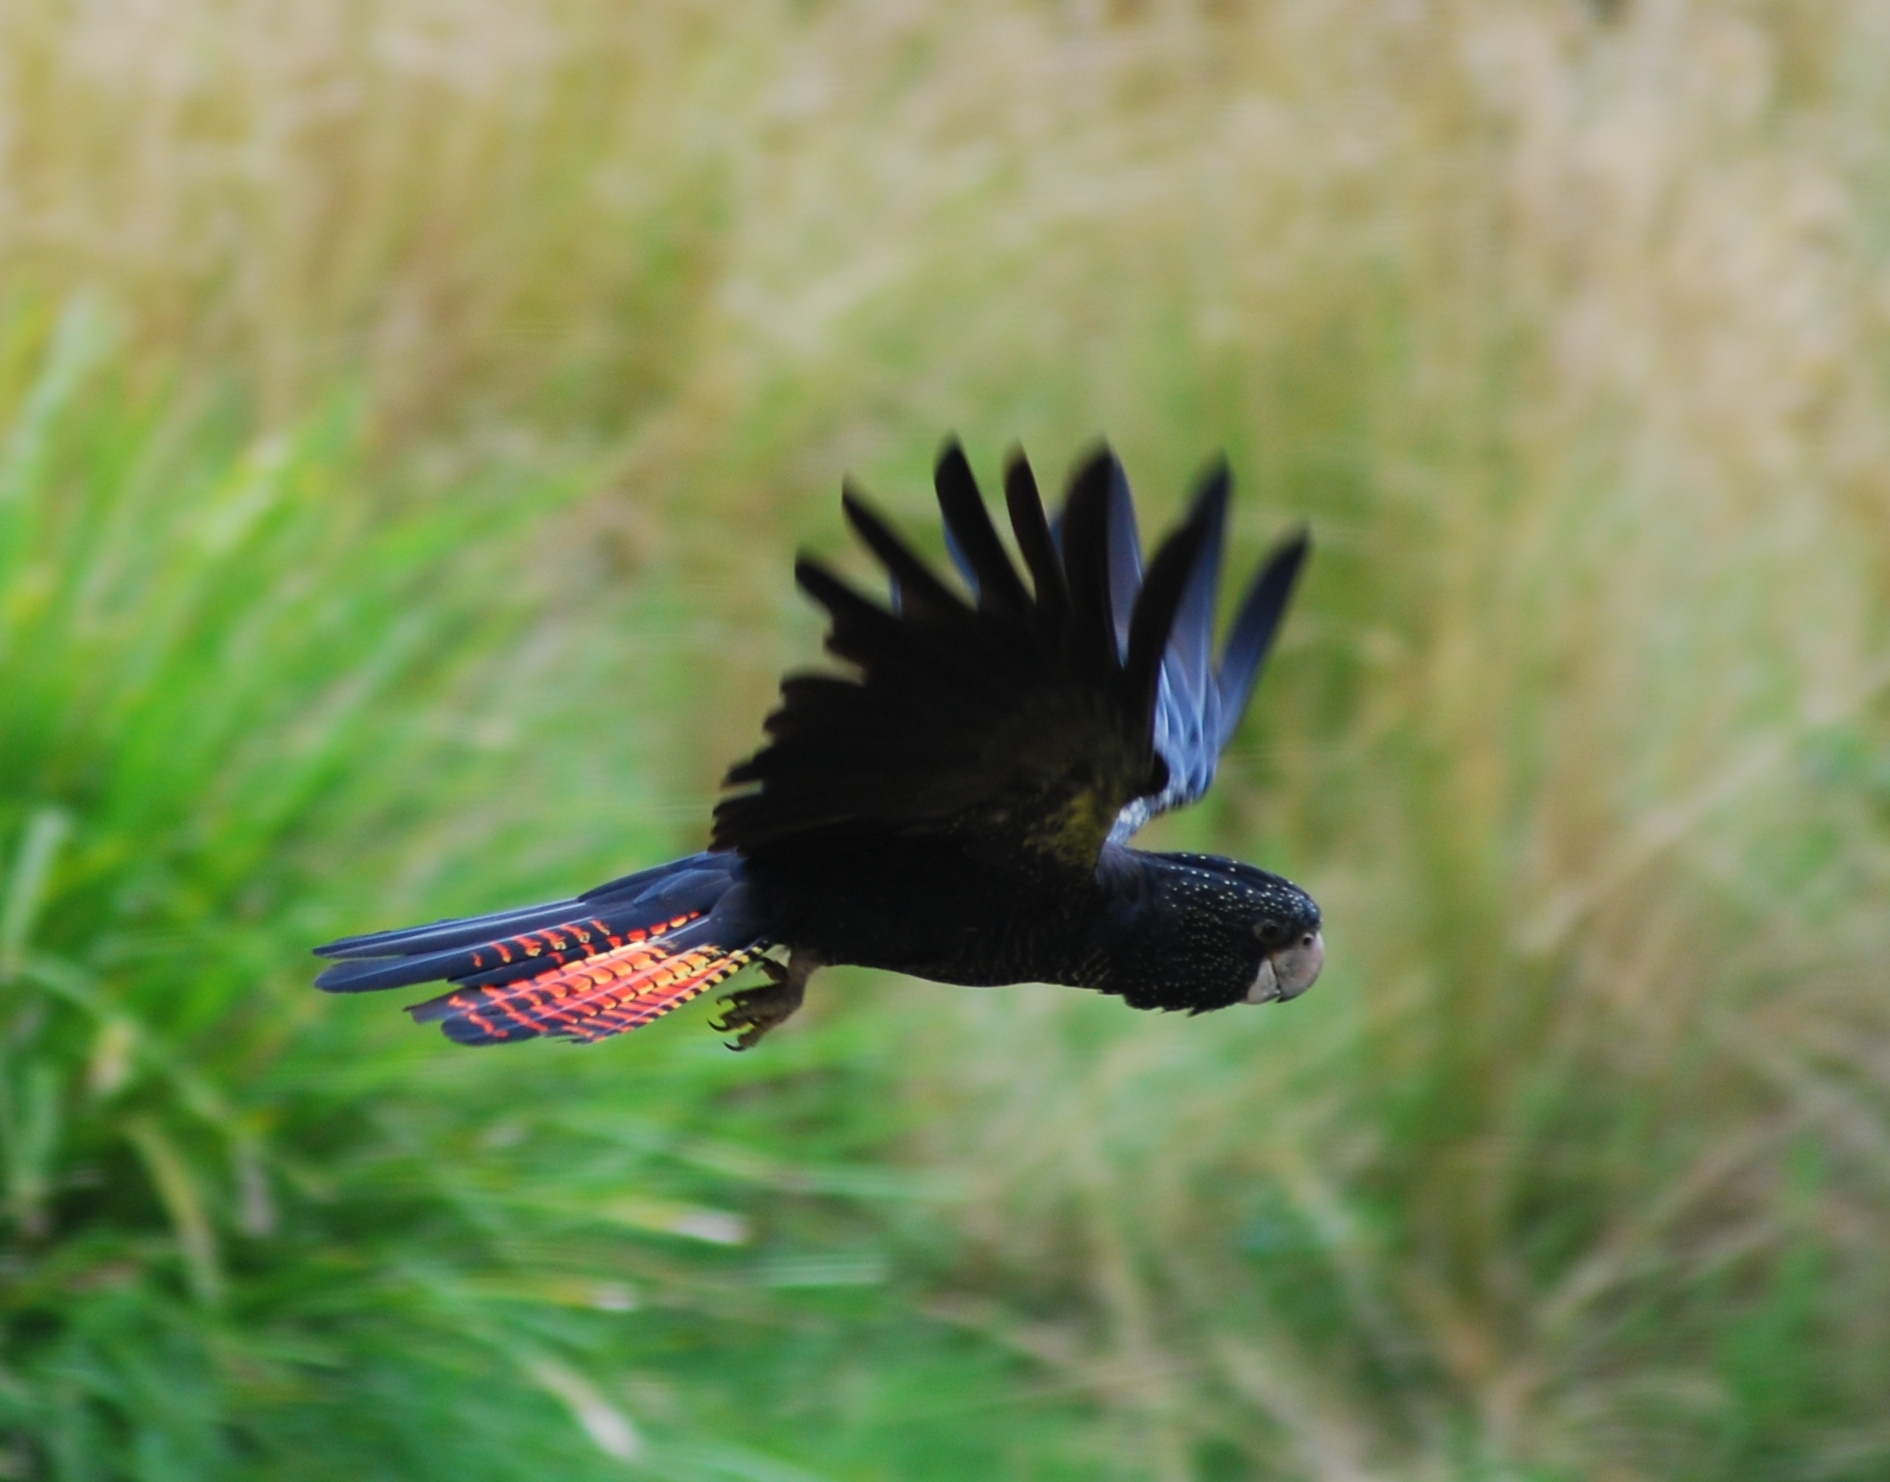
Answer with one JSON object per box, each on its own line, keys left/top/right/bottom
{"left": 314, "top": 442, "right": 1323, "bottom": 1049}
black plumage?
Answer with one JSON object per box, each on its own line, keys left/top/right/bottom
{"left": 314, "top": 442, "right": 1323, "bottom": 1048}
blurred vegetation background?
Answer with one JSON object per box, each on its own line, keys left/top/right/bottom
{"left": 3, "top": 1, "right": 1889, "bottom": 1477}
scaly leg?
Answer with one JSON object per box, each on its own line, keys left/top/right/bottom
{"left": 711, "top": 947, "right": 820, "bottom": 1050}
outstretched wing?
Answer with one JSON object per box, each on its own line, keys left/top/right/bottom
{"left": 941, "top": 458, "right": 1308, "bottom": 844}
{"left": 712, "top": 443, "right": 1213, "bottom": 884}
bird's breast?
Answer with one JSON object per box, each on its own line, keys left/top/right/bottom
{"left": 739, "top": 837, "right": 1098, "bottom": 988}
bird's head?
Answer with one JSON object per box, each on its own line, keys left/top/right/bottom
{"left": 1244, "top": 898, "right": 1325, "bottom": 1003}
{"left": 1105, "top": 851, "right": 1324, "bottom": 1013}
{"left": 1209, "top": 856, "right": 1324, "bottom": 1005}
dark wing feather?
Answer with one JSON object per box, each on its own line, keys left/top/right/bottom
{"left": 1142, "top": 463, "right": 1231, "bottom": 819}
{"left": 714, "top": 442, "right": 1211, "bottom": 882}
{"left": 1059, "top": 451, "right": 1125, "bottom": 683}
{"left": 1102, "top": 456, "right": 1143, "bottom": 657}
{"left": 936, "top": 443, "right": 1032, "bottom": 619}
{"left": 1105, "top": 465, "right": 1310, "bottom": 842}
{"left": 1123, "top": 503, "right": 1219, "bottom": 748}
{"left": 1215, "top": 528, "right": 1310, "bottom": 750}
{"left": 1003, "top": 453, "right": 1068, "bottom": 626}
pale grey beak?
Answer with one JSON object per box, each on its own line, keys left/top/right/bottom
{"left": 1244, "top": 930, "right": 1325, "bottom": 1004}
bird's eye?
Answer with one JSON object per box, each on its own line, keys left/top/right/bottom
{"left": 1301, "top": 934, "right": 1314, "bottom": 948}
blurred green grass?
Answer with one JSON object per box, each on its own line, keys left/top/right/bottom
{"left": 5, "top": 2, "right": 1890, "bottom": 1479}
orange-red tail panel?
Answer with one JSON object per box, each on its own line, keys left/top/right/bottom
{"left": 408, "top": 921, "right": 761, "bottom": 1045}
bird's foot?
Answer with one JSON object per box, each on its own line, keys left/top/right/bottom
{"left": 711, "top": 949, "right": 818, "bottom": 1051}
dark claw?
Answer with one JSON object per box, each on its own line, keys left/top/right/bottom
{"left": 709, "top": 984, "right": 797, "bottom": 1050}
{"left": 710, "top": 951, "right": 815, "bottom": 1050}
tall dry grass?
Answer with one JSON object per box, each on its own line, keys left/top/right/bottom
{"left": 4, "top": 0, "right": 1890, "bottom": 1477}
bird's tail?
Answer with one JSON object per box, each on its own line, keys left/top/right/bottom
{"left": 312, "top": 853, "right": 769, "bottom": 1045}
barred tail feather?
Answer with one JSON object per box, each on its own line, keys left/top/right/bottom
{"left": 313, "top": 851, "right": 769, "bottom": 1044}
{"left": 409, "top": 919, "right": 766, "bottom": 1045}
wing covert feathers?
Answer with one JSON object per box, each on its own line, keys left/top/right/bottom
{"left": 713, "top": 442, "right": 1218, "bottom": 879}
